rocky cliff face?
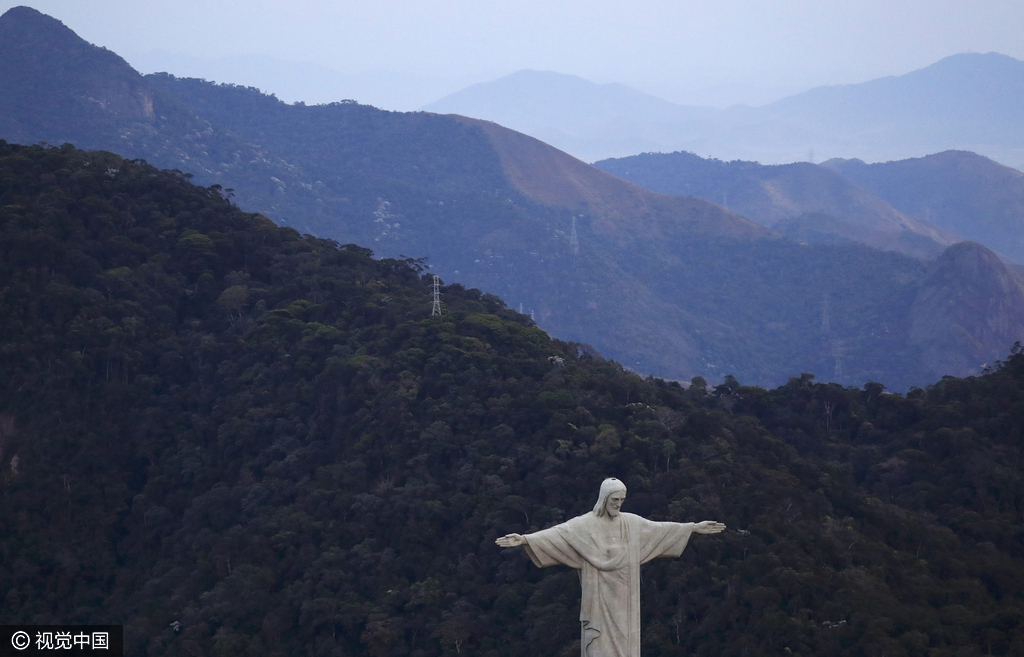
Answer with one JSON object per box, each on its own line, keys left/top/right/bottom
{"left": 910, "top": 242, "right": 1024, "bottom": 377}
{"left": 0, "top": 6, "right": 161, "bottom": 137}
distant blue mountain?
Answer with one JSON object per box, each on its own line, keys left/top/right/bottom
{"left": 421, "top": 70, "right": 719, "bottom": 162}
{"left": 760, "top": 52, "right": 1024, "bottom": 129}
{"left": 740, "top": 53, "right": 1024, "bottom": 165}
{"left": 423, "top": 54, "right": 1024, "bottom": 170}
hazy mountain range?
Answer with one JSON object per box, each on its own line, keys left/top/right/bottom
{"left": 594, "top": 149, "right": 1024, "bottom": 264}
{"left": 423, "top": 54, "right": 1024, "bottom": 170}
{"left": 2, "top": 6, "right": 1023, "bottom": 389}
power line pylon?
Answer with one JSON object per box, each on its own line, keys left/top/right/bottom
{"left": 431, "top": 276, "right": 441, "bottom": 316}
{"left": 831, "top": 339, "right": 844, "bottom": 380}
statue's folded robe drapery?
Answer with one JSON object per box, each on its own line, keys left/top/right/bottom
{"left": 524, "top": 512, "right": 694, "bottom": 657}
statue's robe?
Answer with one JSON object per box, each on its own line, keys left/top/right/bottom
{"left": 524, "top": 512, "right": 694, "bottom": 657}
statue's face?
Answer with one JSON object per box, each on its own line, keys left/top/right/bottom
{"left": 607, "top": 491, "right": 626, "bottom": 517}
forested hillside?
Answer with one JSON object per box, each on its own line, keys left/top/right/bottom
{"left": 2, "top": 142, "right": 1024, "bottom": 656}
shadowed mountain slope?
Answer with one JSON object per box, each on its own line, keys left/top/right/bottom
{"left": 1, "top": 7, "right": 1021, "bottom": 388}
{"left": 824, "top": 151, "right": 1024, "bottom": 262}
{"left": 594, "top": 151, "right": 957, "bottom": 258}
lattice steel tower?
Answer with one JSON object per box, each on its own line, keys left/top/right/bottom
{"left": 431, "top": 276, "right": 441, "bottom": 316}
{"left": 831, "top": 339, "right": 844, "bottom": 379}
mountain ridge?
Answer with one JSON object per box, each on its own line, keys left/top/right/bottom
{"left": 458, "top": 116, "right": 766, "bottom": 241}
{"left": 0, "top": 6, "right": 159, "bottom": 131}
{"left": 422, "top": 69, "right": 718, "bottom": 162}
{"left": 593, "top": 150, "right": 959, "bottom": 258}
{"left": 1, "top": 6, "right": 1021, "bottom": 388}
{"left": 823, "top": 150, "right": 1024, "bottom": 262}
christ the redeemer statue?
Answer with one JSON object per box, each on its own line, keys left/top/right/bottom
{"left": 496, "top": 478, "right": 725, "bottom": 657}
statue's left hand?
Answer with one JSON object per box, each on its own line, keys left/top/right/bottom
{"left": 694, "top": 521, "right": 726, "bottom": 534}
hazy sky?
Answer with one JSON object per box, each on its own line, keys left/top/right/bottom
{"left": 4, "top": 0, "right": 1023, "bottom": 107}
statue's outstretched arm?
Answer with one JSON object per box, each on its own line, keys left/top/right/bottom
{"left": 495, "top": 533, "right": 526, "bottom": 547}
{"left": 693, "top": 521, "right": 726, "bottom": 534}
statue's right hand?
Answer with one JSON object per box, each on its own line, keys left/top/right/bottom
{"left": 496, "top": 533, "right": 526, "bottom": 548}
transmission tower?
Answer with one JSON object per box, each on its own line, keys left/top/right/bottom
{"left": 831, "top": 339, "right": 844, "bottom": 380}
{"left": 821, "top": 294, "right": 830, "bottom": 333}
{"left": 431, "top": 276, "right": 441, "bottom": 316}
{"left": 570, "top": 216, "right": 580, "bottom": 261}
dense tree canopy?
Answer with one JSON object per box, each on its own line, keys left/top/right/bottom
{"left": 1, "top": 142, "right": 1023, "bottom": 656}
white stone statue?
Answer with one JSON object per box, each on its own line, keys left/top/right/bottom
{"left": 496, "top": 477, "right": 725, "bottom": 657}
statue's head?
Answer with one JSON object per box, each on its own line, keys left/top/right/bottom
{"left": 593, "top": 477, "right": 627, "bottom": 517}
